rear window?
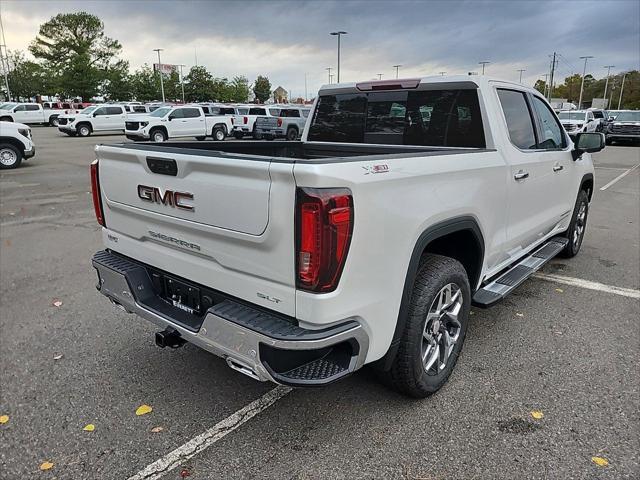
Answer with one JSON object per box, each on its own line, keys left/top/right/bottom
{"left": 269, "top": 108, "right": 281, "bottom": 116}
{"left": 183, "top": 108, "right": 201, "bottom": 118}
{"left": 106, "top": 106, "right": 123, "bottom": 115}
{"left": 307, "top": 89, "right": 485, "bottom": 147}
{"left": 249, "top": 108, "right": 267, "bottom": 115}
{"left": 219, "top": 108, "right": 235, "bottom": 115}
{"left": 280, "top": 109, "right": 300, "bottom": 118}
{"left": 237, "top": 108, "right": 249, "bottom": 115}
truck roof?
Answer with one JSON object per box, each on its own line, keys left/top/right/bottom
{"left": 317, "top": 75, "right": 539, "bottom": 96}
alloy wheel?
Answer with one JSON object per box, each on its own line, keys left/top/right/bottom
{"left": 421, "top": 283, "right": 463, "bottom": 375}
{"left": 0, "top": 148, "right": 17, "bottom": 166}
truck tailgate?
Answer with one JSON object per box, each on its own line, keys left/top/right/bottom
{"left": 95, "top": 144, "right": 297, "bottom": 316}
{"left": 256, "top": 117, "right": 278, "bottom": 129}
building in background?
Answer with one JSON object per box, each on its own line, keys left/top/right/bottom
{"left": 273, "top": 86, "right": 288, "bottom": 103}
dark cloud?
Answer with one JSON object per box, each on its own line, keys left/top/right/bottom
{"left": 4, "top": 0, "right": 639, "bottom": 94}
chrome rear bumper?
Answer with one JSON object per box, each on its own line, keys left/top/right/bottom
{"left": 92, "top": 250, "right": 368, "bottom": 386}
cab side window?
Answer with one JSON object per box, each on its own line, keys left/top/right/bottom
{"left": 106, "top": 107, "right": 124, "bottom": 115}
{"left": 14, "top": 105, "right": 26, "bottom": 112}
{"left": 169, "top": 109, "right": 185, "bottom": 119}
{"left": 182, "top": 108, "right": 201, "bottom": 118}
{"left": 497, "top": 89, "right": 537, "bottom": 150}
{"left": 94, "top": 107, "right": 107, "bottom": 116}
{"left": 531, "top": 96, "right": 566, "bottom": 149}
{"left": 26, "top": 104, "right": 40, "bottom": 111}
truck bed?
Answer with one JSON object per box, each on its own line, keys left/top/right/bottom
{"left": 105, "top": 140, "right": 490, "bottom": 162}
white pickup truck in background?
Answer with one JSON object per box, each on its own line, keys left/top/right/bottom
{"left": 0, "top": 102, "right": 62, "bottom": 126}
{"left": 125, "top": 105, "right": 234, "bottom": 142}
{"left": 58, "top": 105, "right": 128, "bottom": 137}
{"left": 255, "top": 105, "right": 311, "bottom": 140}
{"left": 91, "top": 76, "right": 602, "bottom": 397}
{"left": 232, "top": 105, "right": 280, "bottom": 139}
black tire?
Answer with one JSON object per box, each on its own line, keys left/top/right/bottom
{"left": 264, "top": 134, "right": 274, "bottom": 141}
{"left": 383, "top": 254, "right": 471, "bottom": 398}
{"left": 605, "top": 138, "right": 613, "bottom": 146}
{"left": 286, "top": 127, "right": 298, "bottom": 141}
{"left": 66, "top": 132, "right": 77, "bottom": 137}
{"left": 233, "top": 131, "right": 244, "bottom": 140}
{"left": 560, "top": 190, "right": 589, "bottom": 258}
{"left": 0, "top": 116, "right": 12, "bottom": 122}
{"left": 0, "top": 143, "right": 23, "bottom": 169}
{"left": 252, "top": 126, "right": 262, "bottom": 140}
{"left": 77, "top": 123, "right": 91, "bottom": 137}
{"left": 150, "top": 128, "right": 167, "bottom": 142}
{"left": 49, "top": 116, "right": 60, "bottom": 127}
{"left": 212, "top": 127, "right": 225, "bottom": 141}
{"left": 196, "top": 136, "right": 207, "bottom": 141}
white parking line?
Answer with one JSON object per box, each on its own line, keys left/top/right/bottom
{"left": 128, "top": 386, "right": 292, "bottom": 480}
{"left": 599, "top": 163, "right": 640, "bottom": 191}
{"left": 533, "top": 272, "right": 640, "bottom": 299}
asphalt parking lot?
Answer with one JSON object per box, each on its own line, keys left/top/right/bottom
{"left": 1, "top": 127, "right": 638, "bottom": 480}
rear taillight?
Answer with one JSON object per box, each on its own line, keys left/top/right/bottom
{"left": 296, "top": 187, "right": 353, "bottom": 293}
{"left": 90, "top": 159, "right": 105, "bottom": 227}
{"left": 277, "top": 117, "right": 283, "bottom": 127}
{"left": 243, "top": 116, "right": 248, "bottom": 124}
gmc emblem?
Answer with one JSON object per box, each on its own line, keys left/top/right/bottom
{"left": 137, "top": 185, "right": 194, "bottom": 211}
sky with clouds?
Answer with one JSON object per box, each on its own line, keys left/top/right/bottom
{"left": 1, "top": 0, "right": 638, "bottom": 98}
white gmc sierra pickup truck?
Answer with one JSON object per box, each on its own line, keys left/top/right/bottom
{"left": 91, "top": 76, "right": 602, "bottom": 397}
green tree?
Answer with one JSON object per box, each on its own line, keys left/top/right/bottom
{"left": 163, "top": 70, "right": 183, "bottom": 102}
{"left": 29, "top": 12, "right": 123, "bottom": 100}
{"left": 227, "top": 76, "right": 250, "bottom": 102}
{"left": 184, "top": 66, "right": 214, "bottom": 102}
{"left": 211, "top": 78, "right": 230, "bottom": 102}
{"left": 534, "top": 79, "right": 547, "bottom": 96}
{"left": 253, "top": 75, "right": 271, "bottom": 103}
{"left": 130, "top": 65, "right": 160, "bottom": 102}
{"left": 4, "top": 50, "right": 46, "bottom": 100}
{"left": 102, "top": 60, "right": 132, "bottom": 101}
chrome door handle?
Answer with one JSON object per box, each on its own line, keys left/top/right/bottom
{"left": 553, "top": 165, "right": 564, "bottom": 172}
{"left": 514, "top": 171, "right": 529, "bottom": 180}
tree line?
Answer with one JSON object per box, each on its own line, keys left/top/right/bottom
{"left": 3, "top": 12, "right": 274, "bottom": 104}
{"left": 534, "top": 71, "right": 639, "bottom": 109}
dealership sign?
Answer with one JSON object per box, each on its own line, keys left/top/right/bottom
{"left": 153, "top": 63, "right": 177, "bottom": 75}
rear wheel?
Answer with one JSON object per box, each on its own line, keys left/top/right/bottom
{"left": 0, "top": 143, "right": 23, "bottom": 169}
{"left": 383, "top": 254, "right": 471, "bottom": 398}
{"left": 213, "top": 127, "right": 225, "bottom": 141}
{"left": 286, "top": 127, "right": 298, "bottom": 141}
{"left": 77, "top": 124, "right": 91, "bottom": 137}
{"left": 560, "top": 190, "right": 589, "bottom": 258}
{"left": 252, "top": 126, "right": 262, "bottom": 140}
{"left": 49, "top": 116, "right": 60, "bottom": 127}
{"left": 233, "top": 131, "right": 244, "bottom": 140}
{"left": 195, "top": 136, "right": 207, "bottom": 141}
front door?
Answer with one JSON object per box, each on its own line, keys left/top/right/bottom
{"left": 496, "top": 88, "right": 563, "bottom": 257}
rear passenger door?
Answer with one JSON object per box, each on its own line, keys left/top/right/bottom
{"left": 182, "top": 107, "right": 205, "bottom": 136}
{"left": 106, "top": 106, "right": 126, "bottom": 130}
{"left": 497, "top": 88, "right": 563, "bottom": 255}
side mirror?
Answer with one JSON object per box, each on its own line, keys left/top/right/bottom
{"left": 572, "top": 132, "right": 605, "bottom": 160}
{"left": 607, "top": 116, "right": 615, "bottom": 121}
{"left": 167, "top": 115, "right": 173, "bottom": 121}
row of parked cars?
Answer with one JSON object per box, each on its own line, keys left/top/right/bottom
{"left": 0, "top": 100, "right": 312, "bottom": 142}
{"left": 558, "top": 108, "right": 639, "bottom": 144}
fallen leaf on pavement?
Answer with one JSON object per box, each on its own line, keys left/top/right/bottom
{"left": 0, "top": 415, "right": 9, "bottom": 424}
{"left": 53, "top": 354, "right": 63, "bottom": 361}
{"left": 530, "top": 410, "right": 544, "bottom": 420}
{"left": 136, "top": 404, "right": 153, "bottom": 416}
{"left": 180, "top": 468, "right": 192, "bottom": 478}
{"left": 591, "top": 456, "right": 609, "bottom": 467}
{"left": 555, "top": 288, "right": 564, "bottom": 293}
{"left": 151, "top": 426, "right": 164, "bottom": 433}
{"left": 52, "top": 300, "right": 63, "bottom": 307}
{"left": 83, "top": 424, "right": 95, "bottom": 432}
{"left": 39, "top": 461, "right": 54, "bottom": 471}
{"left": 516, "top": 312, "right": 524, "bottom": 317}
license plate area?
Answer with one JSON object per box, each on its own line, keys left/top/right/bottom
{"left": 163, "top": 276, "right": 201, "bottom": 315}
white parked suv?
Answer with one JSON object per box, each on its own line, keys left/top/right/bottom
{"left": 58, "top": 105, "right": 127, "bottom": 137}
{"left": 90, "top": 76, "right": 602, "bottom": 397}
{"left": 0, "top": 102, "right": 62, "bottom": 126}
{"left": 125, "top": 105, "right": 233, "bottom": 142}
{"left": 0, "top": 121, "right": 36, "bottom": 169}
{"left": 558, "top": 110, "right": 599, "bottom": 135}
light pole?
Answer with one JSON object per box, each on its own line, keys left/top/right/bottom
{"left": 177, "top": 64, "right": 186, "bottom": 103}
{"left": 479, "top": 61, "right": 490, "bottom": 74}
{"left": 602, "top": 65, "right": 615, "bottom": 107}
{"left": 377, "top": 73, "right": 383, "bottom": 80}
{"left": 153, "top": 48, "right": 166, "bottom": 102}
{"left": 329, "top": 31, "right": 347, "bottom": 83}
{"left": 618, "top": 73, "right": 627, "bottom": 109}
{"left": 577, "top": 56, "right": 593, "bottom": 109}
{"left": 517, "top": 69, "right": 526, "bottom": 83}
{"left": 393, "top": 64, "right": 401, "bottom": 79}
{"left": 326, "top": 67, "right": 332, "bottom": 84}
